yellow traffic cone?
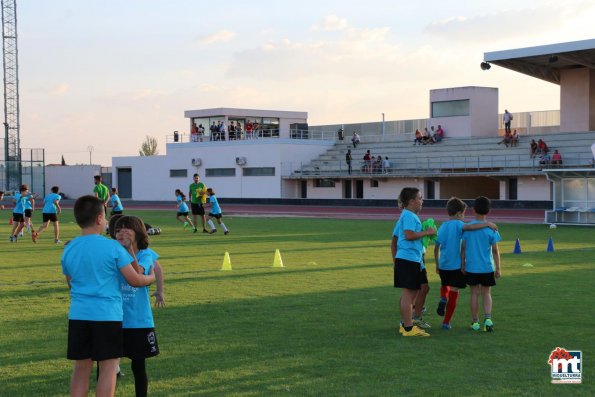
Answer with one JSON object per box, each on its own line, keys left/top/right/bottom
{"left": 272, "top": 249, "right": 284, "bottom": 268}
{"left": 221, "top": 252, "right": 232, "bottom": 271}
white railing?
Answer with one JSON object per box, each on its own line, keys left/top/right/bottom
{"left": 281, "top": 152, "right": 594, "bottom": 177}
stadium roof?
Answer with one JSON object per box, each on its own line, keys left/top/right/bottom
{"left": 483, "top": 38, "right": 595, "bottom": 85}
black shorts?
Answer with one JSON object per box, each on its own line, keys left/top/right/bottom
{"left": 177, "top": 211, "right": 189, "bottom": 217}
{"left": 439, "top": 269, "right": 467, "bottom": 289}
{"left": 123, "top": 328, "right": 160, "bottom": 360}
{"left": 420, "top": 268, "right": 429, "bottom": 284}
{"left": 24, "top": 209, "right": 33, "bottom": 218}
{"left": 465, "top": 272, "right": 496, "bottom": 287}
{"left": 110, "top": 210, "right": 123, "bottom": 216}
{"left": 42, "top": 213, "right": 59, "bottom": 223}
{"left": 191, "top": 203, "right": 205, "bottom": 216}
{"left": 209, "top": 213, "right": 222, "bottom": 219}
{"left": 67, "top": 320, "right": 123, "bottom": 361}
{"left": 394, "top": 258, "right": 423, "bottom": 290}
{"left": 12, "top": 213, "right": 24, "bottom": 222}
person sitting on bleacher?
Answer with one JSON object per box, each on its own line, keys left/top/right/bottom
{"left": 433, "top": 125, "right": 444, "bottom": 143}
{"left": 414, "top": 129, "right": 423, "bottom": 146}
{"left": 422, "top": 128, "right": 434, "bottom": 145}
{"left": 351, "top": 132, "right": 360, "bottom": 148}
{"left": 529, "top": 139, "right": 538, "bottom": 158}
{"left": 537, "top": 139, "right": 549, "bottom": 155}
{"left": 551, "top": 150, "right": 563, "bottom": 166}
{"left": 539, "top": 152, "right": 551, "bottom": 166}
{"left": 498, "top": 131, "right": 512, "bottom": 147}
{"left": 511, "top": 130, "right": 519, "bottom": 147}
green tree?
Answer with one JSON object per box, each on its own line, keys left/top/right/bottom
{"left": 139, "top": 135, "right": 159, "bottom": 156}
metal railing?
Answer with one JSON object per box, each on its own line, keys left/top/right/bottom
{"left": 281, "top": 152, "right": 594, "bottom": 177}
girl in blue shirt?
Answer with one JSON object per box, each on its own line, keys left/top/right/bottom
{"left": 391, "top": 187, "right": 436, "bottom": 337}
{"left": 110, "top": 188, "right": 124, "bottom": 215}
{"left": 205, "top": 188, "right": 230, "bottom": 235}
{"left": 175, "top": 189, "right": 194, "bottom": 230}
{"left": 114, "top": 215, "right": 163, "bottom": 397}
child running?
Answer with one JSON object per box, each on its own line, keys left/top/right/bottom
{"left": 110, "top": 188, "right": 124, "bottom": 216}
{"left": 61, "top": 195, "right": 155, "bottom": 397}
{"left": 175, "top": 189, "right": 195, "bottom": 230}
{"left": 434, "top": 197, "right": 497, "bottom": 330}
{"left": 205, "top": 188, "right": 229, "bottom": 235}
{"left": 461, "top": 196, "right": 502, "bottom": 332}
{"left": 32, "top": 186, "right": 62, "bottom": 243}
{"left": 391, "top": 187, "right": 436, "bottom": 337}
{"left": 9, "top": 185, "right": 34, "bottom": 242}
{"left": 114, "top": 216, "right": 163, "bottom": 396}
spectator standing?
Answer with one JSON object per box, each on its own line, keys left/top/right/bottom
{"left": 382, "top": 156, "right": 391, "bottom": 174}
{"left": 246, "top": 120, "right": 254, "bottom": 140}
{"left": 503, "top": 110, "right": 513, "bottom": 133}
{"left": 537, "top": 139, "right": 549, "bottom": 155}
{"left": 511, "top": 130, "right": 519, "bottom": 147}
{"left": 345, "top": 150, "right": 353, "bottom": 175}
{"left": 351, "top": 132, "right": 360, "bottom": 148}
{"left": 363, "top": 150, "right": 372, "bottom": 173}
{"left": 191, "top": 123, "right": 199, "bottom": 142}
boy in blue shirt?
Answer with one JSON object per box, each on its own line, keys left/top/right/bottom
{"left": 32, "top": 186, "right": 62, "bottom": 243}
{"left": 392, "top": 187, "right": 436, "bottom": 337}
{"left": 109, "top": 187, "right": 124, "bottom": 216}
{"left": 434, "top": 197, "right": 497, "bottom": 329}
{"left": 62, "top": 195, "right": 155, "bottom": 397}
{"left": 9, "top": 185, "right": 35, "bottom": 242}
{"left": 205, "top": 188, "right": 229, "bottom": 235}
{"left": 461, "top": 196, "right": 502, "bottom": 332}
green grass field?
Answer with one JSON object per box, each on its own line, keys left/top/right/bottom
{"left": 1, "top": 209, "right": 594, "bottom": 396}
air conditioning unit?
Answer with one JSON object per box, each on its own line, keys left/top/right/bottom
{"left": 191, "top": 158, "right": 202, "bottom": 166}
{"left": 235, "top": 156, "right": 247, "bottom": 166}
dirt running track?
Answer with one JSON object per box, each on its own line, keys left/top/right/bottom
{"left": 121, "top": 202, "right": 546, "bottom": 224}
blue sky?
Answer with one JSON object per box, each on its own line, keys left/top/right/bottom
{"left": 11, "top": 0, "right": 595, "bottom": 164}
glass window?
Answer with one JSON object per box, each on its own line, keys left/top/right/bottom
{"left": 205, "top": 168, "right": 236, "bottom": 177}
{"left": 432, "top": 100, "right": 470, "bottom": 117}
{"left": 243, "top": 167, "right": 275, "bottom": 176}
{"left": 170, "top": 169, "right": 188, "bottom": 178}
{"left": 314, "top": 179, "right": 335, "bottom": 188}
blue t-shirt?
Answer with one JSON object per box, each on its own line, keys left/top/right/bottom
{"left": 177, "top": 195, "right": 189, "bottom": 213}
{"left": 13, "top": 192, "right": 24, "bottom": 214}
{"left": 436, "top": 219, "right": 465, "bottom": 270}
{"left": 393, "top": 209, "right": 424, "bottom": 264}
{"left": 111, "top": 194, "right": 123, "bottom": 212}
{"left": 462, "top": 220, "right": 502, "bottom": 273}
{"left": 121, "top": 248, "right": 157, "bottom": 328}
{"left": 24, "top": 194, "right": 33, "bottom": 210}
{"left": 209, "top": 195, "right": 222, "bottom": 215}
{"left": 61, "top": 234, "right": 133, "bottom": 321}
{"left": 43, "top": 193, "right": 61, "bottom": 214}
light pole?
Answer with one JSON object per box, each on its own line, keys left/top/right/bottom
{"left": 87, "top": 145, "right": 94, "bottom": 165}
{"left": 381, "top": 113, "right": 385, "bottom": 141}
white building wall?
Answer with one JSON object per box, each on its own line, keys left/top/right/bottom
{"left": 430, "top": 86, "right": 499, "bottom": 138}
{"left": 518, "top": 176, "right": 551, "bottom": 200}
{"left": 112, "top": 140, "right": 333, "bottom": 200}
{"left": 45, "top": 165, "right": 103, "bottom": 198}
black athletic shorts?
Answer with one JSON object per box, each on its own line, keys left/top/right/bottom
{"left": 465, "top": 272, "right": 496, "bottom": 287}
{"left": 394, "top": 258, "right": 422, "bottom": 290}
{"left": 177, "top": 211, "right": 189, "bottom": 217}
{"left": 191, "top": 203, "right": 205, "bottom": 216}
{"left": 209, "top": 212, "right": 222, "bottom": 219}
{"left": 67, "top": 320, "right": 123, "bottom": 361}
{"left": 12, "top": 213, "right": 24, "bottom": 222}
{"left": 439, "top": 269, "right": 467, "bottom": 289}
{"left": 42, "top": 213, "right": 59, "bottom": 223}
{"left": 420, "top": 268, "right": 428, "bottom": 284}
{"left": 123, "top": 328, "right": 160, "bottom": 360}
{"left": 24, "top": 209, "right": 33, "bottom": 218}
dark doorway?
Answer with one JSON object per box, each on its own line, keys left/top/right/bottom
{"left": 344, "top": 180, "right": 352, "bottom": 198}
{"left": 425, "top": 180, "right": 435, "bottom": 199}
{"left": 117, "top": 168, "right": 132, "bottom": 198}
{"left": 300, "top": 180, "right": 307, "bottom": 198}
{"left": 355, "top": 180, "right": 364, "bottom": 199}
{"left": 508, "top": 178, "right": 518, "bottom": 200}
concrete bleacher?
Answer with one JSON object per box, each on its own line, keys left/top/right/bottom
{"left": 295, "top": 131, "right": 595, "bottom": 177}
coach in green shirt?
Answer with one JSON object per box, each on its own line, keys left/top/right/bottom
{"left": 189, "top": 173, "right": 207, "bottom": 233}
{"left": 93, "top": 175, "right": 110, "bottom": 215}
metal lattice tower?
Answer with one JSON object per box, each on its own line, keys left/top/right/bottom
{"left": 1, "top": 0, "right": 20, "bottom": 191}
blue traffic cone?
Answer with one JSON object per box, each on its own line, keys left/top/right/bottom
{"left": 513, "top": 238, "right": 522, "bottom": 254}
{"left": 547, "top": 237, "right": 555, "bottom": 252}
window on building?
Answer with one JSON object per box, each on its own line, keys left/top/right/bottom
{"left": 370, "top": 179, "right": 379, "bottom": 188}
{"left": 243, "top": 167, "right": 275, "bottom": 176}
{"left": 431, "top": 99, "right": 470, "bottom": 117}
{"left": 314, "top": 179, "right": 335, "bottom": 188}
{"left": 205, "top": 168, "right": 236, "bottom": 177}
{"left": 170, "top": 169, "right": 188, "bottom": 178}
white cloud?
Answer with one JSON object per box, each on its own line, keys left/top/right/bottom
{"left": 197, "top": 30, "right": 236, "bottom": 45}
{"left": 312, "top": 14, "right": 348, "bottom": 31}
{"left": 50, "top": 83, "right": 70, "bottom": 95}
